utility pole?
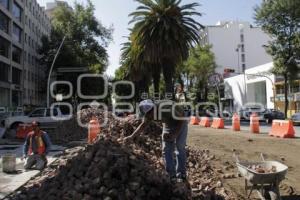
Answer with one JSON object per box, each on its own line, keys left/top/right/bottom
{"left": 47, "top": 36, "right": 66, "bottom": 108}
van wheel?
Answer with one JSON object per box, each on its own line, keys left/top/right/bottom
{"left": 11, "top": 122, "right": 21, "bottom": 130}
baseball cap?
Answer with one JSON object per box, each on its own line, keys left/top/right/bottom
{"left": 32, "top": 121, "right": 40, "bottom": 127}
{"left": 139, "top": 99, "right": 155, "bottom": 117}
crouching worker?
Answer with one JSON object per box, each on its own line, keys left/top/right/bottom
{"left": 124, "top": 99, "right": 188, "bottom": 183}
{"left": 23, "top": 121, "right": 52, "bottom": 170}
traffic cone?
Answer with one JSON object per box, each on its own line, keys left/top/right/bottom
{"left": 232, "top": 113, "right": 240, "bottom": 131}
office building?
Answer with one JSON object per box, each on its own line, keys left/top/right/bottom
{"left": 0, "top": 0, "right": 51, "bottom": 108}
{"left": 200, "top": 21, "right": 272, "bottom": 76}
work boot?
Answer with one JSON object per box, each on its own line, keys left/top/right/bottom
{"left": 170, "top": 175, "right": 177, "bottom": 184}
{"left": 177, "top": 173, "right": 187, "bottom": 183}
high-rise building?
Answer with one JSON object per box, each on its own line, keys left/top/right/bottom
{"left": 200, "top": 21, "right": 272, "bottom": 76}
{"left": 0, "top": 0, "right": 51, "bottom": 108}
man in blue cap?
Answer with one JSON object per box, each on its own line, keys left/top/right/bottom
{"left": 124, "top": 99, "right": 188, "bottom": 183}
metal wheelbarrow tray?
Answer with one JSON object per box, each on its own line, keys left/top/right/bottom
{"left": 234, "top": 154, "right": 288, "bottom": 200}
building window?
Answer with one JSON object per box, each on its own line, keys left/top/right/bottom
{"left": 12, "top": 23, "right": 22, "bottom": 43}
{"left": 12, "top": 67, "right": 21, "bottom": 85}
{"left": 291, "top": 83, "right": 300, "bottom": 93}
{"left": 24, "top": 69, "right": 26, "bottom": 80}
{"left": 241, "top": 44, "right": 245, "bottom": 52}
{"left": 12, "top": 90, "right": 21, "bottom": 106}
{"left": 12, "top": 2, "right": 22, "bottom": 22}
{"left": 0, "top": 36, "right": 10, "bottom": 58}
{"left": 28, "top": 53, "right": 31, "bottom": 64}
{"left": 241, "top": 54, "right": 245, "bottom": 62}
{"left": 240, "top": 34, "right": 244, "bottom": 43}
{"left": 242, "top": 64, "right": 246, "bottom": 72}
{"left": 0, "top": 11, "right": 9, "bottom": 33}
{"left": 12, "top": 45, "right": 22, "bottom": 63}
{"left": 0, "top": 61, "right": 9, "bottom": 82}
{"left": 0, "top": 87, "right": 10, "bottom": 106}
{"left": 0, "top": 0, "right": 9, "bottom": 9}
{"left": 24, "top": 33, "right": 27, "bottom": 43}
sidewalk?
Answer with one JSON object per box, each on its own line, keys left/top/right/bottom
{"left": 0, "top": 143, "right": 65, "bottom": 199}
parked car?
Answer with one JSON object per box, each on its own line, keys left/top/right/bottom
{"left": 239, "top": 106, "right": 284, "bottom": 123}
{"left": 291, "top": 113, "right": 300, "bottom": 125}
{"left": 0, "top": 111, "right": 24, "bottom": 127}
{"left": 263, "top": 109, "right": 284, "bottom": 123}
{"left": 239, "top": 106, "right": 267, "bottom": 121}
{"left": 4, "top": 107, "right": 71, "bottom": 130}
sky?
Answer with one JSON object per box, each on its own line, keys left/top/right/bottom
{"left": 37, "top": 0, "right": 263, "bottom": 76}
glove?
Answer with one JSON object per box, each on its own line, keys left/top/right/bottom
{"left": 21, "top": 155, "right": 27, "bottom": 161}
{"left": 123, "top": 135, "right": 134, "bottom": 144}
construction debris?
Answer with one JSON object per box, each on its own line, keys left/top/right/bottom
{"left": 7, "top": 108, "right": 238, "bottom": 200}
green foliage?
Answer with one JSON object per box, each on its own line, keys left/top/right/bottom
{"left": 39, "top": 0, "right": 112, "bottom": 73}
{"left": 255, "top": 0, "right": 300, "bottom": 117}
{"left": 180, "top": 45, "right": 216, "bottom": 102}
{"left": 127, "top": 0, "right": 203, "bottom": 93}
{"left": 38, "top": 1, "right": 112, "bottom": 103}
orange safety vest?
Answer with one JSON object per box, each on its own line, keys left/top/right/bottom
{"left": 28, "top": 131, "right": 46, "bottom": 155}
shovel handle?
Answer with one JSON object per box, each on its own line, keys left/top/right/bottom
{"left": 260, "top": 153, "right": 266, "bottom": 161}
{"left": 233, "top": 153, "right": 240, "bottom": 163}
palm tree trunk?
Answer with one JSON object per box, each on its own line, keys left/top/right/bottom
{"left": 162, "top": 59, "right": 175, "bottom": 96}
{"left": 152, "top": 65, "right": 160, "bottom": 93}
{"left": 284, "top": 74, "right": 289, "bottom": 119}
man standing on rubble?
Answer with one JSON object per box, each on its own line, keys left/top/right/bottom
{"left": 23, "top": 121, "right": 52, "bottom": 170}
{"left": 124, "top": 99, "right": 188, "bottom": 183}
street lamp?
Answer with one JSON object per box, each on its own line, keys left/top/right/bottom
{"left": 46, "top": 36, "right": 66, "bottom": 108}
{"left": 236, "top": 44, "right": 247, "bottom": 102}
{"left": 235, "top": 45, "right": 241, "bottom": 73}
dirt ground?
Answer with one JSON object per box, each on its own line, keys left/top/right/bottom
{"left": 187, "top": 125, "right": 300, "bottom": 200}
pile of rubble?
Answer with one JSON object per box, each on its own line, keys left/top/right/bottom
{"left": 49, "top": 108, "right": 124, "bottom": 144}
{"left": 7, "top": 108, "right": 237, "bottom": 200}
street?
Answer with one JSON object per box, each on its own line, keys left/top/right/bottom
{"left": 0, "top": 140, "right": 65, "bottom": 199}
{"left": 188, "top": 125, "right": 300, "bottom": 200}
{"left": 224, "top": 120, "right": 300, "bottom": 137}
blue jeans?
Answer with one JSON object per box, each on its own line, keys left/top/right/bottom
{"left": 162, "top": 120, "right": 188, "bottom": 177}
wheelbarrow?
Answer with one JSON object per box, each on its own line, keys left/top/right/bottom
{"left": 234, "top": 153, "right": 288, "bottom": 200}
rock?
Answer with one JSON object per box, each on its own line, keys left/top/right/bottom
{"left": 129, "top": 182, "right": 140, "bottom": 191}
{"left": 216, "top": 181, "right": 222, "bottom": 188}
{"left": 6, "top": 108, "right": 238, "bottom": 200}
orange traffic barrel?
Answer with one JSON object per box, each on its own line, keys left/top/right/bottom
{"left": 250, "top": 113, "right": 260, "bottom": 134}
{"left": 200, "top": 117, "right": 210, "bottom": 127}
{"left": 211, "top": 118, "right": 224, "bottom": 129}
{"left": 190, "top": 116, "right": 200, "bottom": 125}
{"left": 88, "top": 117, "right": 100, "bottom": 144}
{"left": 269, "top": 120, "right": 295, "bottom": 138}
{"left": 232, "top": 113, "right": 240, "bottom": 131}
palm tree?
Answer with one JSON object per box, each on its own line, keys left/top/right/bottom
{"left": 120, "top": 39, "right": 152, "bottom": 96}
{"left": 129, "top": 0, "right": 203, "bottom": 94}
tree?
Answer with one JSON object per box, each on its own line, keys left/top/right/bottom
{"left": 180, "top": 45, "right": 216, "bottom": 102}
{"left": 255, "top": 0, "right": 300, "bottom": 118}
{"left": 39, "top": 1, "right": 112, "bottom": 99}
{"left": 129, "top": 0, "right": 203, "bottom": 94}
{"left": 116, "top": 40, "right": 152, "bottom": 101}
